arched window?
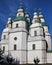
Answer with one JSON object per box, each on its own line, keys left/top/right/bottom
{"left": 46, "top": 42, "right": 48, "bottom": 51}
{"left": 3, "top": 35, "right": 6, "bottom": 39}
{"left": 43, "top": 28, "right": 45, "bottom": 37}
{"left": 34, "top": 31, "right": 37, "bottom": 36}
{"left": 32, "top": 44, "right": 35, "bottom": 50}
{"left": 14, "top": 44, "right": 17, "bottom": 50}
{"left": 16, "top": 24, "right": 18, "bottom": 28}
{"left": 35, "top": 19, "right": 38, "bottom": 23}
{"left": 18, "top": 14, "right": 21, "bottom": 16}
{"left": 3, "top": 46, "right": 5, "bottom": 51}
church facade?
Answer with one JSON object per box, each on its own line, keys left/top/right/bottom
{"left": 0, "top": 4, "right": 52, "bottom": 64}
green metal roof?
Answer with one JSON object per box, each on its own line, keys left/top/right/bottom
{"left": 47, "top": 50, "right": 52, "bottom": 53}
{"left": 29, "top": 22, "right": 32, "bottom": 26}
{"left": 41, "top": 22, "right": 47, "bottom": 26}
{"left": 13, "top": 16, "right": 26, "bottom": 22}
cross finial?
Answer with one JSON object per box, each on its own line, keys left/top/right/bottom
{"left": 26, "top": 8, "right": 28, "bottom": 12}
{"left": 39, "top": 8, "right": 42, "bottom": 15}
{"left": 20, "top": 0, "right": 22, "bottom": 6}
{"left": 25, "top": 8, "right": 28, "bottom": 14}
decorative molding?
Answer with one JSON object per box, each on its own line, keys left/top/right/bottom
{"left": 30, "top": 26, "right": 43, "bottom": 29}
{"left": 28, "top": 39, "right": 46, "bottom": 42}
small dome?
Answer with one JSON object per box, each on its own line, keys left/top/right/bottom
{"left": 33, "top": 12, "right": 39, "bottom": 19}
{"left": 25, "top": 14, "right": 29, "bottom": 18}
{"left": 18, "top": 5, "right": 23, "bottom": 12}
{"left": 7, "top": 18, "right": 11, "bottom": 24}
{"left": 40, "top": 18, "right": 45, "bottom": 22}
{"left": 30, "top": 23, "right": 42, "bottom": 28}
{"left": 34, "top": 12, "right": 37, "bottom": 15}
{"left": 39, "top": 12, "right": 43, "bottom": 18}
{"left": 3, "top": 27, "right": 11, "bottom": 32}
{"left": 33, "top": 15, "right": 39, "bottom": 19}
{"left": 8, "top": 18, "right": 11, "bottom": 21}
{"left": 25, "top": 11, "right": 29, "bottom": 17}
{"left": 39, "top": 15, "right": 43, "bottom": 18}
{"left": 18, "top": 9, "right": 23, "bottom": 12}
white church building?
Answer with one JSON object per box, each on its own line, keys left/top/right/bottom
{"left": 0, "top": 4, "right": 52, "bottom": 64}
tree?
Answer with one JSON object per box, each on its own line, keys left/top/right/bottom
{"left": 34, "top": 56, "right": 40, "bottom": 65}
{"left": 6, "top": 54, "right": 14, "bottom": 64}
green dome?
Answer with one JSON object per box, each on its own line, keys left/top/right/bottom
{"left": 39, "top": 12, "right": 43, "bottom": 18}
{"left": 13, "top": 16, "right": 26, "bottom": 22}
{"left": 25, "top": 11, "right": 29, "bottom": 18}
{"left": 19, "top": 5, "right": 23, "bottom": 9}
{"left": 41, "top": 22, "right": 47, "bottom": 26}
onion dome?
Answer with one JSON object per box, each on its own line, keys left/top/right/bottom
{"left": 3, "top": 18, "right": 11, "bottom": 32}
{"left": 39, "top": 12, "right": 45, "bottom": 22}
{"left": 18, "top": 0, "right": 23, "bottom": 12}
{"left": 3, "top": 27, "right": 11, "bottom": 33}
{"left": 6, "top": 17, "right": 12, "bottom": 28}
{"left": 33, "top": 12, "right": 39, "bottom": 19}
{"left": 38, "top": 9, "right": 44, "bottom": 22}
{"left": 18, "top": 5, "right": 23, "bottom": 12}
{"left": 25, "top": 11, "right": 30, "bottom": 22}
{"left": 25, "top": 11, "right": 29, "bottom": 18}
{"left": 39, "top": 12, "right": 47, "bottom": 26}
{"left": 31, "top": 9, "right": 42, "bottom": 28}
{"left": 32, "top": 11, "right": 40, "bottom": 24}
{"left": 25, "top": 11, "right": 31, "bottom": 31}
{"left": 13, "top": 4, "right": 26, "bottom": 22}
{"left": 7, "top": 18, "right": 11, "bottom": 24}
{"left": 16, "top": 1, "right": 25, "bottom": 18}
{"left": 39, "top": 12, "right": 43, "bottom": 18}
{"left": 25, "top": 11, "right": 32, "bottom": 26}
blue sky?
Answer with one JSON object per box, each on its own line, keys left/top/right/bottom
{"left": 0, "top": 0, "right": 52, "bottom": 39}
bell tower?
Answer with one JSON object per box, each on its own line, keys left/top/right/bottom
{"left": 39, "top": 11, "right": 52, "bottom": 50}
{"left": 8, "top": 2, "right": 28, "bottom": 64}
{"left": 28, "top": 10, "right": 46, "bottom": 64}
